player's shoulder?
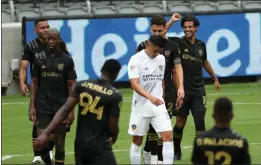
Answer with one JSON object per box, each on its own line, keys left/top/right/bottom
{"left": 156, "top": 54, "right": 165, "bottom": 60}
{"left": 131, "top": 50, "right": 144, "bottom": 60}
{"left": 167, "top": 36, "right": 181, "bottom": 43}
{"left": 231, "top": 130, "right": 248, "bottom": 141}
{"left": 26, "top": 38, "right": 42, "bottom": 49}
{"left": 195, "top": 38, "right": 206, "bottom": 46}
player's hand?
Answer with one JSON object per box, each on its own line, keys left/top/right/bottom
{"left": 175, "top": 97, "right": 183, "bottom": 110}
{"left": 177, "top": 86, "right": 185, "bottom": 99}
{"left": 171, "top": 13, "right": 181, "bottom": 22}
{"left": 66, "top": 111, "right": 74, "bottom": 127}
{"left": 214, "top": 80, "right": 221, "bottom": 92}
{"left": 34, "top": 132, "right": 48, "bottom": 151}
{"left": 149, "top": 95, "right": 164, "bottom": 106}
{"left": 29, "top": 107, "right": 36, "bottom": 123}
{"left": 20, "top": 82, "right": 29, "bottom": 96}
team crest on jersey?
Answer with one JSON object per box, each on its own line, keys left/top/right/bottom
{"left": 159, "top": 65, "right": 163, "bottom": 71}
{"left": 57, "top": 63, "right": 64, "bottom": 71}
{"left": 164, "top": 50, "right": 170, "bottom": 57}
{"left": 198, "top": 49, "right": 204, "bottom": 56}
{"left": 131, "top": 124, "right": 137, "bottom": 131}
{"left": 131, "top": 65, "right": 135, "bottom": 70}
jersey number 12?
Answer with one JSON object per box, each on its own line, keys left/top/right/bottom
{"left": 79, "top": 92, "right": 104, "bottom": 120}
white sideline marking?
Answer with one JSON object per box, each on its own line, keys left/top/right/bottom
{"left": 2, "top": 100, "right": 261, "bottom": 106}
{"left": 2, "top": 143, "right": 261, "bottom": 161}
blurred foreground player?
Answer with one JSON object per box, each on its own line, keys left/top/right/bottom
{"left": 19, "top": 18, "right": 69, "bottom": 164}
{"left": 191, "top": 97, "right": 251, "bottom": 164}
{"left": 34, "top": 59, "right": 123, "bottom": 165}
{"left": 166, "top": 14, "right": 221, "bottom": 160}
{"left": 136, "top": 14, "right": 184, "bottom": 164}
{"left": 29, "top": 28, "right": 76, "bottom": 165}
{"left": 128, "top": 35, "right": 174, "bottom": 165}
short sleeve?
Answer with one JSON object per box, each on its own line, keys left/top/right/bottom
{"left": 128, "top": 56, "right": 139, "bottom": 79}
{"left": 203, "top": 42, "right": 207, "bottom": 61}
{"left": 241, "top": 139, "right": 251, "bottom": 164}
{"left": 21, "top": 44, "right": 32, "bottom": 61}
{"left": 71, "top": 82, "right": 81, "bottom": 99}
{"left": 171, "top": 42, "right": 182, "bottom": 66}
{"left": 109, "top": 93, "right": 123, "bottom": 117}
{"left": 136, "top": 41, "right": 146, "bottom": 53}
{"left": 67, "top": 57, "right": 77, "bottom": 80}
{"left": 60, "top": 40, "right": 69, "bottom": 54}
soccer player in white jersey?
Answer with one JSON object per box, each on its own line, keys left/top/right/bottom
{"left": 128, "top": 35, "right": 174, "bottom": 164}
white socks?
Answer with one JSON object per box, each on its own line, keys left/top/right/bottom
{"left": 130, "top": 143, "right": 141, "bottom": 164}
{"left": 162, "top": 141, "right": 174, "bottom": 164}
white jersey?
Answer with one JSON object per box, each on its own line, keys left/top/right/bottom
{"left": 128, "top": 50, "right": 166, "bottom": 117}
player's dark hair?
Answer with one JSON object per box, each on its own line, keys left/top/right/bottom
{"left": 151, "top": 15, "right": 166, "bottom": 27}
{"left": 34, "top": 18, "right": 48, "bottom": 27}
{"left": 181, "top": 15, "right": 200, "bottom": 27}
{"left": 213, "top": 97, "right": 233, "bottom": 122}
{"left": 101, "top": 59, "right": 121, "bottom": 80}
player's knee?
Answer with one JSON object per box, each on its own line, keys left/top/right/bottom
{"left": 160, "top": 131, "right": 173, "bottom": 142}
{"left": 195, "top": 118, "right": 205, "bottom": 132}
{"left": 132, "top": 136, "right": 143, "bottom": 146}
{"left": 176, "top": 116, "right": 187, "bottom": 128}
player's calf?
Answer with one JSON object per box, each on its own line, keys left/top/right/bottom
{"left": 130, "top": 136, "right": 143, "bottom": 164}
{"left": 54, "top": 134, "right": 66, "bottom": 165}
{"left": 159, "top": 130, "right": 174, "bottom": 164}
{"left": 173, "top": 116, "right": 187, "bottom": 160}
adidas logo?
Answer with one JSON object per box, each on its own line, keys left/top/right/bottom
{"left": 184, "top": 49, "right": 189, "bottom": 52}
{"left": 41, "top": 65, "right": 46, "bottom": 68}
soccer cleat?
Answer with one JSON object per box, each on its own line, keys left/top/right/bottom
{"left": 151, "top": 155, "right": 158, "bottom": 164}
{"left": 174, "top": 153, "right": 182, "bottom": 160}
{"left": 49, "top": 151, "right": 54, "bottom": 165}
{"left": 158, "top": 160, "right": 163, "bottom": 164}
{"left": 142, "top": 150, "right": 151, "bottom": 165}
{"left": 32, "top": 156, "right": 42, "bottom": 164}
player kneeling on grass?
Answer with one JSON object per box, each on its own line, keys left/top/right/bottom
{"left": 191, "top": 97, "right": 251, "bottom": 164}
{"left": 29, "top": 28, "right": 77, "bottom": 165}
{"left": 34, "top": 59, "right": 123, "bottom": 165}
{"left": 128, "top": 35, "right": 174, "bottom": 165}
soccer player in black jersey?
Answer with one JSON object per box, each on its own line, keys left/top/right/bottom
{"left": 29, "top": 28, "right": 76, "bottom": 165}
{"left": 34, "top": 59, "right": 122, "bottom": 165}
{"left": 19, "top": 18, "right": 69, "bottom": 164}
{"left": 191, "top": 97, "right": 251, "bottom": 164}
{"left": 166, "top": 14, "right": 221, "bottom": 160}
{"left": 136, "top": 15, "right": 184, "bottom": 164}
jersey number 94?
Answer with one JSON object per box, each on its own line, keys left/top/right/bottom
{"left": 79, "top": 92, "right": 104, "bottom": 120}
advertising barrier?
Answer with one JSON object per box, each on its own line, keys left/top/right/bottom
{"left": 23, "top": 12, "right": 261, "bottom": 84}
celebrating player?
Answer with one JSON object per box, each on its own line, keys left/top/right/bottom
{"left": 166, "top": 14, "right": 221, "bottom": 160}
{"left": 128, "top": 35, "right": 174, "bottom": 165}
{"left": 29, "top": 28, "right": 76, "bottom": 165}
{"left": 191, "top": 97, "right": 251, "bottom": 164}
{"left": 34, "top": 59, "right": 122, "bottom": 165}
{"left": 136, "top": 14, "right": 184, "bottom": 164}
{"left": 19, "top": 18, "right": 69, "bottom": 164}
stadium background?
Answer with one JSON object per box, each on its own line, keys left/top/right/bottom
{"left": 1, "top": 0, "right": 261, "bottom": 164}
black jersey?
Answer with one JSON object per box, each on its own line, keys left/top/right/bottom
{"left": 22, "top": 38, "right": 69, "bottom": 73}
{"left": 169, "top": 36, "right": 207, "bottom": 95}
{"left": 136, "top": 39, "right": 181, "bottom": 91}
{"left": 71, "top": 79, "right": 123, "bottom": 152}
{"left": 191, "top": 126, "right": 251, "bottom": 165}
{"left": 31, "top": 50, "right": 77, "bottom": 114}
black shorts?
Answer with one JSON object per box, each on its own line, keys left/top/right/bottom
{"left": 35, "top": 112, "right": 67, "bottom": 133}
{"left": 165, "top": 90, "right": 176, "bottom": 114}
{"left": 74, "top": 144, "right": 117, "bottom": 165}
{"left": 173, "top": 94, "right": 206, "bottom": 118}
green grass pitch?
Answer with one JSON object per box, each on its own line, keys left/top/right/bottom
{"left": 2, "top": 82, "right": 261, "bottom": 164}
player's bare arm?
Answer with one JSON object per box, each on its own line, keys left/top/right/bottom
{"left": 19, "top": 60, "right": 29, "bottom": 96}
{"left": 165, "top": 13, "right": 181, "bottom": 34}
{"left": 130, "top": 78, "right": 164, "bottom": 106}
{"left": 29, "top": 77, "right": 38, "bottom": 123}
{"left": 174, "top": 64, "right": 184, "bottom": 98}
{"left": 34, "top": 96, "right": 78, "bottom": 149}
{"left": 203, "top": 60, "right": 221, "bottom": 92}
{"left": 66, "top": 80, "right": 76, "bottom": 127}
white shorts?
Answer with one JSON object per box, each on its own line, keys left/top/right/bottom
{"left": 128, "top": 111, "right": 172, "bottom": 136}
